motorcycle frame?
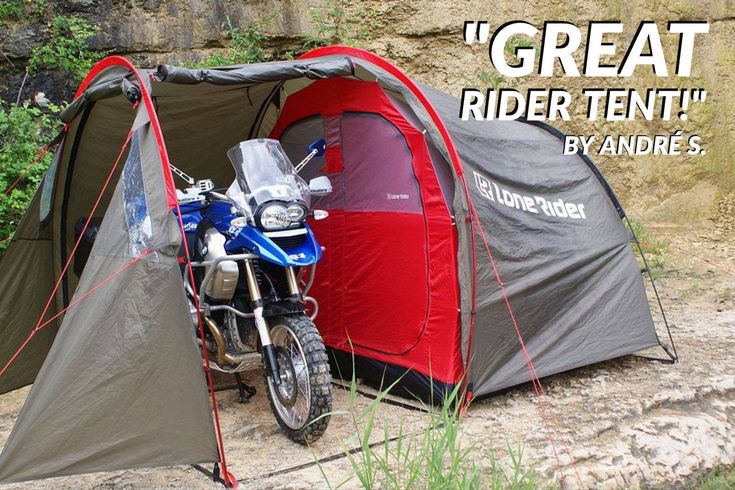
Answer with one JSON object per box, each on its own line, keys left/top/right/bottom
{"left": 188, "top": 253, "right": 309, "bottom": 384}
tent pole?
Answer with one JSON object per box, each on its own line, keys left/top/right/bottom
{"left": 624, "top": 214, "right": 679, "bottom": 363}
{"left": 173, "top": 197, "right": 237, "bottom": 488}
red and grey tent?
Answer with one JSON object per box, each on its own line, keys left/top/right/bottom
{"left": 0, "top": 46, "right": 674, "bottom": 483}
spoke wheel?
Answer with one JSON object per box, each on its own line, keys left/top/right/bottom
{"left": 264, "top": 315, "right": 332, "bottom": 444}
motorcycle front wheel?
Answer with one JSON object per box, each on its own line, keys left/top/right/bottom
{"left": 264, "top": 314, "right": 332, "bottom": 444}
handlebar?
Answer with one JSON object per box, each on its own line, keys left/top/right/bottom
{"left": 207, "top": 191, "right": 230, "bottom": 202}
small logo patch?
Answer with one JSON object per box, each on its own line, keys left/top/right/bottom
{"left": 387, "top": 193, "right": 410, "bottom": 200}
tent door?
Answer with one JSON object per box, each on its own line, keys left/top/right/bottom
{"left": 278, "top": 108, "right": 430, "bottom": 356}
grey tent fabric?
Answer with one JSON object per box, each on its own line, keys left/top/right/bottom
{"left": 0, "top": 50, "right": 667, "bottom": 484}
{"left": 155, "top": 58, "right": 353, "bottom": 85}
{"left": 154, "top": 82, "right": 278, "bottom": 187}
{"left": 421, "top": 86, "right": 659, "bottom": 395}
{"left": 0, "top": 115, "right": 218, "bottom": 482}
{"left": 58, "top": 95, "right": 139, "bottom": 303}
{"left": 0, "top": 152, "right": 61, "bottom": 394}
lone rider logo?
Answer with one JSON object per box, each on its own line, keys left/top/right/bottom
{"left": 387, "top": 193, "right": 410, "bottom": 200}
{"left": 473, "top": 170, "right": 588, "bottom": 220}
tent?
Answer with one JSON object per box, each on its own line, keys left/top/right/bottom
{"left": 0, "top": 46, "right": 673, "bottom": 483}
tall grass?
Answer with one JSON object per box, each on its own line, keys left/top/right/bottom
{"left": 313, "top": 359, "right": 545, "bottom": 489}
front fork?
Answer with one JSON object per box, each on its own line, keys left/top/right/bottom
{"left": 243, "top": 260, "right": 302, "bottom": 386}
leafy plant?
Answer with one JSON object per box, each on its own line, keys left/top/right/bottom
{"left": 0, "top": 0, "right": 44, "bottom": 20}
{"left": 505, "top": 35, "right": 538, "bottom": 62}
{"left": 0, "top": 99, "right": 62, "bottom": 257}
{"left": 28, "top": 14, "right": 105, "bottom": 80}
{"left": 696, "top": 466, "right": 735, "bottom": 489}
{"left": 0, "top": 0, "right": 24, "bottom": 19}
{"left": 477, "top": 69, "right": 510, "bottom": 90}
{"left": 190, "top": 17, "right": 273, "bottom": 68}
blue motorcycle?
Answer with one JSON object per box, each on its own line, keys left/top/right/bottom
{"left": 173, "top": 138, "right": 333, "bottom": 443}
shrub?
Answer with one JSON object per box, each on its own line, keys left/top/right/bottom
{"left": 28, "top": 14, "right": 105, "bottom": 81}
{"left": 190, "top": 18, "right": 269, "bottom": 68}
{"left": 0, "top": 100, "right": 62, "bottom": 257}
{"left": 304, "top": 0, "right": 378, "bottom": 49}
{"left": 0, "top": 0, "right": 24, "bottom": 19}
{"left": 0, "top": 0, "right": 45, "bottom": 20}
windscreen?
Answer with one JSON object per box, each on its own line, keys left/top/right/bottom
{"left": 226, "top": 139, "right": 310, "bottom": 211}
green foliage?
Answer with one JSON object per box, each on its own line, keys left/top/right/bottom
{"left": 505, "top": 35, "right": 536, "bottom": 56}
{"left": 315, "top": 358, "right": 544, "bottom": 489}
{"left": 477, "top": 69, "right": 510, "bottom": 90}
{"left": 627, "top": 217, "right": 669, "bottom": 279}
{"left": 0, "top": 0, "right": 24, "bottom": 19}
{"left": 0, "top": 0, "right": 43, "bottom": 20}
{"left": 0, "top": 100, "right": 62, "bottom": 256}
{"left": 304, "top": 0, "right": 378, "bottom": 49}
{"left": 696, "top": 466, "right": 735, "bottom": 489}
{"left": 28, "top": 14, "right": 105, "bottom": 80}
{"left": 190, "top": 18, "right": 270, "bottom": 68}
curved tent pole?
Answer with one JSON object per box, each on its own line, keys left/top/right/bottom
{"left": 518, "top": 118, "right": 677, "bottom": 363}
{"left": 299, "top": 45, "right": 481, "bottom": 397}
{"left": 71, "top": 56, "right": 237, "bottom": 488}
{"left": 300, "top": 46, "right": 588, "bottom": 486}
{"left": 73, "top": 56, "right": 178, "bottom": 208}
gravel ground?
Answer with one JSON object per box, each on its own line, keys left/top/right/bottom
{"left": 0, "top": 233, "right": 733, "bottom": 489}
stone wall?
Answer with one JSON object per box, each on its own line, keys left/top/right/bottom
{"left": 1, "top": 0, "right": 733, "bottom": 229}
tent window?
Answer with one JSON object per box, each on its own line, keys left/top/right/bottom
{"left": 122, "top": 132, "right": 152, "bottom": 256}
{"left": 39, "top": 153, "right": 59, "bottom": 225}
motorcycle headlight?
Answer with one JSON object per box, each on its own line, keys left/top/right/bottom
{"left": 257, "top": 203, "right": 290, "bottom": 230}
{"left": 287, "top": 204, "right": 306, "bottom": 222}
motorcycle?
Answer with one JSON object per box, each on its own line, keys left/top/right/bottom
{"left": 172, "top": 138, "right": 333, "bottom": 444}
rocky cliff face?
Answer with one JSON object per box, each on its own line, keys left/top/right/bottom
{"left": 1, "top": 0, "right": 733, "bottom": 230}
{"left": 0, "top": 0, "right": 318, "bottom": 102}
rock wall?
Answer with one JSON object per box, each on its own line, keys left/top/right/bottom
{"left": 1, "top": 0, "right": 733, "bottom": 229}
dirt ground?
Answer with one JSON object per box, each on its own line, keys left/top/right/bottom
{"left": 0, "top": 227, "right": 733, "bottom": 489}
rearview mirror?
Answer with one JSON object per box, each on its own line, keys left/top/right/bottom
{"left": 308, "top": 139, "right": 327, "bottom": 157}
{"left": 309, "top": 176, "right": 332, "bottom": 195}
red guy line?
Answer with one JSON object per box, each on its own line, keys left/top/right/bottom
{"left": 1, "top": 143, "right": 53, "bottom": 199}
{"left": 0, "top": 248, "right": 151, "bottom": 377}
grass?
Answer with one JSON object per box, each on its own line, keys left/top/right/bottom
{"left": 696, "top": 466, "right": 735, "bottom": 489}
{"left": 312, "top": 355, "right": 545, "bottom": 489}
{"left": 680, "top": 281, "right": 701, "bottom": 301}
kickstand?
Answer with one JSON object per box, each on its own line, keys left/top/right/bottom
{"left": 234, "top": 372, "right": 257, "bottom": 404}
{"left": 213, "top": 372, "right": 257, "bottom": 403}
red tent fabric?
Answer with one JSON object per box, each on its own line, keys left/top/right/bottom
{"left": 271, "top": 77, "right": 463, "bottom": 389}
